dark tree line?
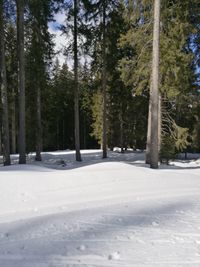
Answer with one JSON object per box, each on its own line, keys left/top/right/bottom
{"left": 0, "top": 0, "right": 199, "bottom": 167}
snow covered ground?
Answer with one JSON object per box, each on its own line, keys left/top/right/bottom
{"left": 0, "top": 149, "right": 200, "bottom": 267}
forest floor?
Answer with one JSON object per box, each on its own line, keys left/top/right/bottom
{"left": 0, "top": 149, "right": 200, "bottom": 267}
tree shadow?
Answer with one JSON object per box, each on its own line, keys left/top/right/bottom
{"left": 38, "top": 150, "right": 146, "bottom": 171}
{"left": 0, "top": 199, "right": 195, "bottom": 266}
{"left": 0, "top": 150, "right": 199, "bottom": 172}
{"left": 128, "top": 161, "right": 200, "bottom": 170}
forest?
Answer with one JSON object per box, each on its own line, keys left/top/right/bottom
{"left": 0, "top": 0, "right": 200, "bottom": 168}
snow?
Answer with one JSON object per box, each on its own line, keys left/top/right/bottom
{"left": 0, "top": 149, "right": 200, "bottom": 266}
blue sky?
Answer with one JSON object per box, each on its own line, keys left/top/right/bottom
{"left": 48, "top": 12, "right": 68, "bottom": 66}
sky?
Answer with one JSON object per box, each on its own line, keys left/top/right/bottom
{"left": 49, "top": 10, "right": 199, "bottom": 82}
{"left": 48, "top": 11, "right": 90, "bottom": 69}
{"left": 48, "top": 12, "right": 68, "bottom": 66}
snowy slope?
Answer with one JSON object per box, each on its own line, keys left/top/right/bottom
{"left": 0, "top": 150, "right": 200, "bottom": 266}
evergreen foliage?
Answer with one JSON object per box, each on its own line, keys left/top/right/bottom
{"left": 0, "top": 0, "right": 199, "bottom": 165}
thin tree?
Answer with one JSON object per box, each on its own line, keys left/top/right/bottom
{"left": 0, "top": 129, "right": 2, "bottom": 155}
{"left": 16, "top": 0, "right": 26, "bottom": 164}
{"left": 145, "top": 92, "right": 151, "bottom": 164}
{"left": 150, "top": 0, "right": 160, "bottom": 169}
{"left": 74, "top": 0, "right": 82, "bottom": 161}
{"left": 35, "top": 77, "right": 42, "bottom": 161}
{"left": 34, "top": 19, "right": 43, "bottom": 162}
{"left": 11, "top": 89, "right": 16, "bottom": 154}
{"left": 5, "top": 23, "right": 18, "bottom": 155}
{"left": 102, "top": 0, "right": 107, "bottom": 158}
{"left": 0, "top": 0, "right": 11, "bottom": 165}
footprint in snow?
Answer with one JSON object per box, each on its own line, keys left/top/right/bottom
{"left": 5, "top": 233, "right": 10, "bottom": 238}
{"left": 108, "top": 251, "right": 121, "bottom": 260}
{"left": 117, "top": 218, "right": 123, "bottom": 223}
{"left": 77, "top": 245, "right": 86, "bottom": 251}
{"left": 152, "top": 221, "right": 159, "bottom": 226}
{"left": 128, "top": 235, "right": 135, "bottom": 240}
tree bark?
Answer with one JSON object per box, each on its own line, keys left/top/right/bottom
{"left": 120, "top": 107, "right": 124, "bottom": 153}
{"left": 11, "top": 89, "right": 16, "bottom": 154}
{"left": 145, "top": 96, "right": 151, "bottom": 164}
{"left": 83, "top": 115, "right": 87, "bottom": 149}
{"left": 158, "top": 94, "right": 162, "bottom": 154}
{"left": 56, "top": 117, "right": 59, "bottom": 150}
{"left": 35, "top": 85, "right": 42, "bottom": 161}
{"left": 17, "top": 0, "right": 26, "bottom": 164}
{"left": 150, "top": 0, "right": 160, "bottom": 169}
{"left": 74, "top": 0, "right": 81, "bottom": 161}
{"left": 0, "top": 127, "right": 2, "bottom": 155}
{"left": 102, "top": 0, "right": 107, "bottom": 158}
{"left": 0, "top": 0, "right": 11, "bottom": 165}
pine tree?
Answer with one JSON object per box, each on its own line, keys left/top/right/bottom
{"left": 26, "top": 0, "right": 59, "bottom": 160}
{"left": 16, "top": 0, "right": 26, "bottom": 164}
{"left": 73, "top": 0, "right": 82, "bottom": 161}
{"left": 101, "top": 0, "right": 107, "bottom": 158}
{"left": 62, "top": 0, "right": 89, "bottom": 161}
{"left": 44, "top": 62, "right": 75, "bottom": 151}
{"left": 0, "top": 0, "right": 11, "bottom": 165}
{"left": 84, "top": 0, "right": 121, "bottom": 157}
{"left": 6, "top": 23, "right": 18, "bottom": 155}
{"left": 149, "top": 0, "right": 160, "bottom": 169}
{"left": 119, "top": 0, "right": 199, "bottom": 162}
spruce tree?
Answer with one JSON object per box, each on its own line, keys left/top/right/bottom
{"left": 150, "top": 0, "right": 160, "bottom": 169}
{"left": 84, "top": 0, "right": 121, "bottom": 156}
{"left": 73, "top": 0, "right": 82, "bottom": 161}
{"left": 26, "top": 0, "right": 59, "bottom": 160}
{"left": 0, "top": 0, "right": 11, "bottom": 165}
{"left": 6, "top": 23, "right": 18, "bottom": 155}
{"left": 119, "top": 0, "right": 199, "bottom": 162}
{"left": 16, "top": 0, "right": 26, "bottom": 164}
{"left": 62, "top": 0, "right": 89, "bottom": 161}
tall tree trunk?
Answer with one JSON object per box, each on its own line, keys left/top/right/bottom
{"left": 150, "top": 0, "right": 160, "bottom": 169}
{"left": 158, "top": 94, "right": 162, "bottom": 154}
{"left": 11, "top": 89, "right": 16, "bottom": 154}
{"left": 146, "top": 80, "right": 162, "bottom": 164}
{"left": 35, "top": 85, "right": 42, "bottom": 161}
{"left": 17, "top": 0, "right": 26, "bottom": 164}
{"left": 145, "top": 93, "right": 151, "bottom": 164}
{"left": 74, "top": 0, "right": 81, "bottom": 161}
{"left": 120, "top": 106, "right": 124, "bottom": 153}
{"left": 56, "top": 118, "right": 59, "bottom": 150}
{"left": 0, "top": 0, "right": 11, "bottom": 166}
{"left": 83, "top": 115, "right": 87, "bottom": 149}
{"left": 102, "top": 0, "right": 107, "bottom": 159}
{"left": 62, "top": 119, "right": 65, "bottom": 150}
{"left": 0, "top": 127, "right": 2, "bottom": 155}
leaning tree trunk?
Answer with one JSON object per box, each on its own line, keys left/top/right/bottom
{"left": 17, "top": 0, "right": 26, "bottom": 164}
{"left": 74, "top": 0, "right": 81, "bottom": 161}
{"left": 102, "top": 0, "right": 107, "bottom": 159}
{"left": 0, "top": 0, "right": 11, "bottom": 166}
{"left": 150, "top": 0, "right": 160, "bottom": 169}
